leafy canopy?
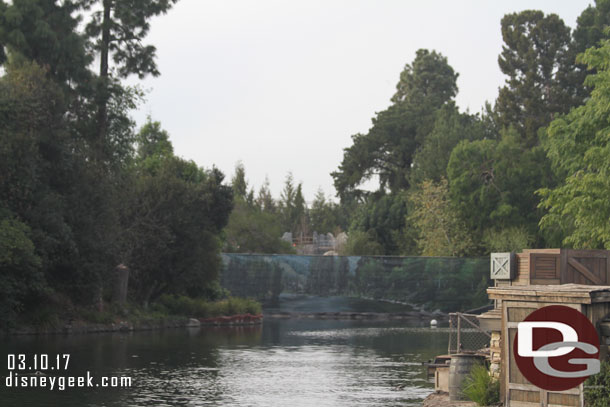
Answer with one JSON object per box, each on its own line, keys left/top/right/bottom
{"left": 539, "top": 34, "right": 610, "bottom": 249}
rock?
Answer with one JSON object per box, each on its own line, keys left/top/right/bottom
{"left": 186, "top": 318, "right": 200, "bottom": 327}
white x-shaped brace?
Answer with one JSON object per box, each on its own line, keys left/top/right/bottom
{"left": 493, "top": 256, "right": 509, "bottom": 274}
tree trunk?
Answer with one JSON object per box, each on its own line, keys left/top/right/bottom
{"left": 96, "top": 0, "right": 112, "bottom": 150}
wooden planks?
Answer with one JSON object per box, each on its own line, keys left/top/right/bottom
{"left": 567, "top": 258, "right": 603, "bottom": 285}
{"left": 488, "top": 284, "right": 610, "bottom": 304}
{"left": 513, "top": 249, "right": 610, "bottom": 287}
{"left": 514, "top": 253, "right": 530, "bottom": 286}
{"left": 562, "top": 249, "right": 608, "bottom": 285}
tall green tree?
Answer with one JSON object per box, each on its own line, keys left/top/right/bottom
{"left": 332, "top": 49, "right": 458, "bottom": 198}
{"left": 410, "top": 104, "right": 488, "bottom": 184}
{"left": 309, "top": 189, "right": 346, "bottom": 235}
{"left": 0, "top": 0, "right": 92, "bottom": 88}
{"left": 231, "top": 162, "right": 249, "bottom": 201}
{"left": 495, "top": 10, "right": 578, "bottom": 146}
{"left": 571, "top": 0, "right": 610, "bottom": 100}
{"left": 293, "top": 184, "right": 308, "bottom": 237}
{"left": 83, "top": 0, "right": 178, "bottom": 146}
{"left": 539, "top": 37, "right": 610, "bottom": 249}
{"left": 126, "top": 124, "right": 233, "bottom": 304}
{"left": 573, "top": 0, "right": 610, "bottom": 54}
{"left": 137, "top": 117, "right": 173, "bottom": 160}
{"left": 0, "top": 62, "right": 90, "bottom": 299}
{"left": 279, "top": 172, "right": 307, "bottom": 235}
{"left": 256, "top": 176, "right": 276, "bottom": 213}
{"left": 447, "top": 129, "right": 553, "bottom": 249}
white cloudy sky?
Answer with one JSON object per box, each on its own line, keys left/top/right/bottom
{"left": 128, "top": 0, "right": 592, "bottom": 202}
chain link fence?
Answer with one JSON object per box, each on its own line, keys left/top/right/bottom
{"left": 448, "top": 312, "right": 491, "bottom": 354}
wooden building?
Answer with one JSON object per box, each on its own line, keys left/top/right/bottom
{"left": 488, "top": 284, "right": 610, "bottom": 407}
{"left": 479, "top": 249, "right": 610, "bottom": 407}
{"left": 482, "top": 249, "right": 610, "bottom": 331}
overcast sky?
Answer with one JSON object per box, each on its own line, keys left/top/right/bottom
{"left": 128, "top": 0, "right": 592, "bottom": 203}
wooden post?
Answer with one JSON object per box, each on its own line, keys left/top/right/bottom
{"left": 457, "top": 313, "right": 462, "bottom": 352}
{"left": 115, "top": 264, "right": 129, "bottom": 305}
{"left": 448, "top": 315, "right": 452, "bottom": 354}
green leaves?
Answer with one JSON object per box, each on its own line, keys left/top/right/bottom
{"left": 333, "top": 49, "right": 458, "bottom": 198}
{"left": 127, "top": 144, "right": 233, "bottom": 302}
{"left": 0, "top": 209, "right": 44, "bottom": 327}
{"left": 446, "top": 130, "right": 551, "bottom": 251}
{"left": 84, "top": 0, "right": 179, "bottom": 79}
{"left": 0, "top": 0, "right": 92, "bottom": 87}
{"left": 496, "top": 10, "right": 578, "bottom": 147}
{"left": 408, "top": 178, "right": 474, "bottom": 256}
{"left": 539, "top": 37, "right": 610, "bottom": 249}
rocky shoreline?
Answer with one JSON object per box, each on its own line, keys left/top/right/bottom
{"left": 6, "top": 309, "right": 442, "bottom": 335}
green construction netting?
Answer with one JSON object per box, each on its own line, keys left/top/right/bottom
{"left": 220, "top": 254, "right": 490, "bottom": 312}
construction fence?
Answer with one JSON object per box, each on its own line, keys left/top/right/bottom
{"left": 220, "top": 254, "right": 490, "bottom": 312}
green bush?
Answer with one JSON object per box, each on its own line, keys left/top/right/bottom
{"left": 585, "top": 360, "right": 610, "bottom": 407}
{"left": 462, "top": 363, "right": 500, "bottom": 406}
{"left": 157, "top": 295, "right": 261, "bottom": 318}
{"left": 80, "top": 309, "right": 115, "bottom": 324}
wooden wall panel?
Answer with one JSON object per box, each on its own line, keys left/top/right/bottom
{"left": 562, "top": 249, "right": 609, "bottom": 285}
{"left": 508, "top": 328, "right": 529, "bottom": 385}
{"left": 547, "top": 393, "right": 580, "bottom": 407}
{"left": 511, "top": 389, "right": 540, "bottom": 403}
{"left": 514, "top": 253, "right": 530, "bottom": 286}
{"left": 507, "top": 307, "right": 537, "bottom": 322}
{"left": 530, "top": 253, "right": 560, "bottom": 284}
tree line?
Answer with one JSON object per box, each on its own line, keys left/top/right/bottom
{"left": 230, "top": 2, "right": 610, "bottom": 257}
{"left": 332, "top": 5, "right": 610, "bottom": 257}
{"left": 0, "top": 0, "right": 236, "bottom": 327}
{"left": 3, "top": 1, "right": 610, "bottom": 326}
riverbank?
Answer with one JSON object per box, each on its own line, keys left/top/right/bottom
{"left": 7, "top": 313, "right": 264, "bottom": 335}
{"left": 265, "top": 310, "right": 447, "bottom": 321}
{"left": 5, "top": 295, "right": 264, "bottom": 336}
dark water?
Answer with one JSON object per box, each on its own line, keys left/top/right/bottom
{"left": 1, "top": 297, "right": 448, "bottom": 406}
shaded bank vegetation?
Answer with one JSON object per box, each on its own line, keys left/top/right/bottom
{"left": 0, "top": 0, "right": 237, "bottom": 329}
{"left": 3, "top": 1, "right": 610, "bottom": 328}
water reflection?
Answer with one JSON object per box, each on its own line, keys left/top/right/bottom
{"left": 1, "top": 305, "right": 448, "bottom": 406}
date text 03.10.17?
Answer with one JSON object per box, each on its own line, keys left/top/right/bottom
{"left": 7, "top": 354, "right": 70, "bottom": 371}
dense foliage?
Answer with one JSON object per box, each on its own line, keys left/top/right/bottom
{"left": 539, "top": 36, "right": 610, "bottom": 249}
{"left": 325, "top": 2, "right": 610, "bottom": 256}
{"left": 3, "top": 0, "right": 610, "bottom": 327}
{"left": 0, "top": 0, "right": 237, "bottom": 327}
{"left": 213, "top": 2, "right": 610, "bottom": 259}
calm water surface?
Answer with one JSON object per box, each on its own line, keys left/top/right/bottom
{"left": 1, "top": 297, "right": 448, "bottom": 406}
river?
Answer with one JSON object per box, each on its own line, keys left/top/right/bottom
{"left": 1, "top": 296, "right": 449, "bottom": 406}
